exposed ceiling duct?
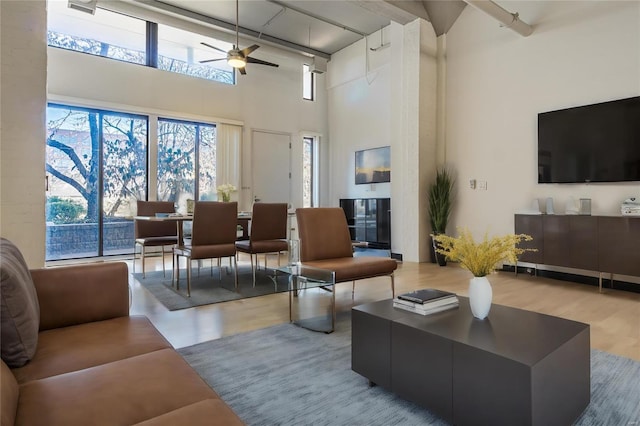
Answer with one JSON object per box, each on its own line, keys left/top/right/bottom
{"left": 463, "top": 0, "right": 533, "bottom": 37}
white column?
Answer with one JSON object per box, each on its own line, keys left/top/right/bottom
{"left": 0, "top": 1, "right": 47, "bottom": 266}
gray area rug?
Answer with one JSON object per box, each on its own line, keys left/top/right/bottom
{"left": 133, "top": 262, "right": 289, "bottom": 311}
{"left": 179, "top": 313, "right": 640, "bottom": 426}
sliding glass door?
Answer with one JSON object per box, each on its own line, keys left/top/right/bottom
{"left": 45, "top": 104, "right": 148, "bottom": 260}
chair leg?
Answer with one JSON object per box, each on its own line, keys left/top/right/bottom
{"left": 352, "top": 281, "right": 356, "bottom": 300}
{"left": 174, "top": 253, "right": 180, "bottom": 290}
{"left": 250, "top": 254, "right": 256, "bottom": 287}
{"left": 390, "top": 273, "right": 395, "bottom": 298}
{"left": 187, "top": 258, "right": 192, "bottom": 297}
{"left": 141, "top": 245, "right": 146, "bottom": 278}
{"left": 133, "top": 243, "right": 137, "bottom": 274}
{"left": 233, "top": 255, "right": 238, "bottom": 290}
{"left": 162, "top": 246, "right": 166, "bottom": 277}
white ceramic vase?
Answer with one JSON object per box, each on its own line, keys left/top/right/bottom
{"left": 469, "top": 276, "right": 493, "bottom": 320}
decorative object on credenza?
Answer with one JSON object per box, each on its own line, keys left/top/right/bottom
{"left": 355, "top": 146, "right": 390, "bottom": 184}
{"left": 216, "top": 184, "right": 237, "bottom": 202}
{"left": 433, "top": 229, "right": 536, "bottom": 320}
{"left": 545, "top": 197, "right": 555, "bottom": 214}
{"left": 565, "top": 197, "right": 579, "bottom": 215}
{"left": 621, "top": 197, "right": 640, "bottom": 216}
{"left": 428, "top": 167, "right": 455, "bottom": 265}
{"left": 579, "top": 198, "right": 592, "bottom": 215}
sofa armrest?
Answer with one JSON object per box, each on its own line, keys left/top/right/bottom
{"left": 30, "top": 262, "right": 129, "bottom": 331}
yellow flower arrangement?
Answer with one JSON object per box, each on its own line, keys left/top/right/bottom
{"left": 433, "top": 228, "right": 536, "bottom": 277}
{"left": 216, "top": 184, "right": 237, "bottom": 202}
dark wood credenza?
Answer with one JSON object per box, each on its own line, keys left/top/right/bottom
{"left": 514, "top": 214, "right": 640, "bottom": 290}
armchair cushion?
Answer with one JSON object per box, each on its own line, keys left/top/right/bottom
{"left": 301, "top": 256, "right": 397, "bottom": 283}
{"left": 0, "top": 238, "right": 40, "bottom": 368}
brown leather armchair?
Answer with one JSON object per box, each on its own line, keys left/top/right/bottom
{"left": 173, "top": 201, "right": 239, "bottom": 297}
{"left": 134, "top": 201, "right": 178, "bottom": 278}
{"left": 296, "top": 207, "right": 397, "bottom": 299}
{"left": 235, "top": 203, "right": 288, "bottom": 286}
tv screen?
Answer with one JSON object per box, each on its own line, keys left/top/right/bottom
{"left": 538, "top": 96, "right": 640, "bottom": 183}
{"left": 355, "top": 146, "right": 391, "bottom": 184}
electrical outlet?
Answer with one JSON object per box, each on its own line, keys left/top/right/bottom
{"left": 469, "top": 179, "right": 476, "bottom": 189}
{"left": 478, "top": 180, "right": 487, "bottom": 190}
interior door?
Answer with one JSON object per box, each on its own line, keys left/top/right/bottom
{"left": 252, "top": 130, "right": 291, "bottom": 204}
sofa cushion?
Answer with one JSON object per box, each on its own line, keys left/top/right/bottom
{"left": 16, "top": 348, "right": 220, "bottom": 426}
{"left": 12, "top": 315, "right": 172, "bottom": 384}
{"left": 132, "top": 399, "right": 244, "bottom": 426}
{"left": 1, "top": 360, "right": 18, "bottom": 426}
{"left": 0, "top": 238, "right": 40, "bottom": 368}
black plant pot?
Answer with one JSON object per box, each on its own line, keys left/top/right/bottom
{"left": 431, "top": 235, "right": 447, "bottom": 266}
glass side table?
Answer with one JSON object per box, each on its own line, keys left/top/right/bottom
{"left": 273, "top": 264, "right": 336, "bottom": 333}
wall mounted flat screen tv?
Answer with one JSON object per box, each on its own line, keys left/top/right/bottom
{"left": 538, "top": 96, "right": 640, "bottom": 183}
{"left": 355, "top": 146, "right": 391, "bottom": 184}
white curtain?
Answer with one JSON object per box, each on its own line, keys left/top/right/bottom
{"left": 216, "top": 123, "right": 242, "bottom": 189}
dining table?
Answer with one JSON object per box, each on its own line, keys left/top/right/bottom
{"left": 134, "top": 213, "right": 252, "bottom": 246}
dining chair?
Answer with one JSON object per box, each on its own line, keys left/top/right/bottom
{"left": 235, "top": 203, "right": 288, "bottom": 286}
{"left": 134, "top": 200, "right": 178, "bottom": 278}
{"left": 296, "top": 207, "right": 397, "bottom": 299}
{"left": 173, "top": 201, "right": 238, "bottom": 297}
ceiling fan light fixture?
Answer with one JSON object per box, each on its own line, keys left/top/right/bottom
{"left": 228, "top": 56, "right": 247, "bottom": 68}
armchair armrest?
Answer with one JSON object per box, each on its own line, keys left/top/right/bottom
{"left": 30, "top": 262, "right": 129, "bottom": 331}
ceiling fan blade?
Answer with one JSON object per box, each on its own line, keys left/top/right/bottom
{"left": 240, "top": 44, "right": 260, "bottom": 57}
{"left": 246, "top": 57, "right": 279, "bottom": 68}
{"left": 200, "top": 42, "right": 227, "bottom": 54}
{"left": 200, "top": 58, "right": 227, "bottom": 63}
{"left": 238, "top": 66, "right": 247, "bottom": 75}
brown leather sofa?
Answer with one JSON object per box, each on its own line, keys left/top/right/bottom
{"left": 1, "top": 239, "right": 243, "bottom": 426}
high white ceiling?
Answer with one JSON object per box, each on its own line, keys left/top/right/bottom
{"left": 136, "top": 0, "right": 468, "bottom": 58}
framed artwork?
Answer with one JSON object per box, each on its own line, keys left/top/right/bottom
{"left": 355, "top": 146, "right": 391, "bottom": 184}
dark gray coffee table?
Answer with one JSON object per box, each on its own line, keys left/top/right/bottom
{"left": 352, "top": 297, "right": 590, "bottom": 426}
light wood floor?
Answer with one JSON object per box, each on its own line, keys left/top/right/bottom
{"left": 127, "top": 255, "right": 640, "bottom": 361}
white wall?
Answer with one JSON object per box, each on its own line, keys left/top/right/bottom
{"left": 0, "top": 1, "right": 47, "bottom": 267}
{"left": 327, "top": 28, "right": 392, "bottom": 202}
{"left": 328, "top": 23, "right": 438, "bottom": 261}
{"left": 445, "top": 1, "right": 640, "bottom": 239}
{"left": 46, "top": 20, "right": 328, "bottom": 212}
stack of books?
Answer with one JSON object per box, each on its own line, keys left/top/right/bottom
{"left": 393, "top": 289, "right": 459, "bottom": 316}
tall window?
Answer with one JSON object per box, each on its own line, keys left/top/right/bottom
{"left": 45, "top": 104, "right": 148, "bottom": 260}
{"left": 302, "top": 136, "right": 318, "bottom": 207}
{"left": 303, "top": 64, "right": 315, "bottom": 101}
{"left": 157, "top": 119, "right": 216, "bottom": 210}
{"left": 47, "top": 3, "right": 234, "bottom": 85}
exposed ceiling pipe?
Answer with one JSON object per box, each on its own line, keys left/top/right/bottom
{"left": 463, "top": 0, "right": 533, "bottom": 37}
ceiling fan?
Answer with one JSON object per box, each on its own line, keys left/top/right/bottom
{"left": 200, "top": 0, "right": 279, "bottom": 75}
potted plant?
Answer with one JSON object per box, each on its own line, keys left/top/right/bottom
{"left": 433, "top": 229, "right": 535, "bottom": 319}
{"left": 428, "top": 167, "right": 455, "bottom": 265}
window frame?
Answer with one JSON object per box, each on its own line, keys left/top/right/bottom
{"left": 302, "top": 64, "right": 315, "bottom": 101}
{"left": 302, "top": 135, "right": 319, "bottom": 208}
{"left": 47, "top": 5, "right": 235, "bottom": 85}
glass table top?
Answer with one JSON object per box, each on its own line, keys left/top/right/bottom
{"left": 275, "top": 263, "right": 335, "bottom": 290}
